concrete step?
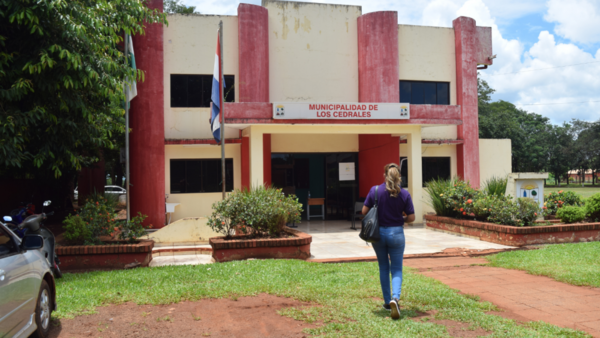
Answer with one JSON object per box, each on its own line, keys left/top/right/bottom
{"left": 152, "top": 245, "right": 212, "bottom": 256}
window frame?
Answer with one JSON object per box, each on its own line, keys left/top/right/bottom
{"left": 169, "top": 158, "right": 234, "bottom": 194}
{"left": 422, "top": 156, "right": 451, "bottom": 187}
{"left": 170, "top": 74, "right": 235, "bottom": 108}
{"left": 399, "top": 80, "right": 450, "bottom": 105}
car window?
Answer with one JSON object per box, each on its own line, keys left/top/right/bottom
{"left": 0, "top": 227, "right": 17, "bottom": 258}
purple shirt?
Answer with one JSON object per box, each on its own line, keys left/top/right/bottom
{"left": 364, "top": 183, "right": 415, "bottom": 227}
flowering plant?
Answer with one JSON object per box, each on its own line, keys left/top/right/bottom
{"left": 543, "top": 190, "right": 583, "bottom": 216}
{"left": 441, "top": 179, "right": 478, "bottom": 218}
{"left": 208, "top": 185, "right": 303, "bottom": 238}
{"left": 63, "top": 194, "right": 117, "bottom": 245}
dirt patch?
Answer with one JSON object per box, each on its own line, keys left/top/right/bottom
{"left": 412, "top": 311, "right": 491, "bottom": 337}
{"left": 48, "top": 294, "right": 318, "bottom": 338}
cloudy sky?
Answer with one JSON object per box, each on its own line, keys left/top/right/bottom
{"left": 180, "top": 0, "right": 600, "bottom": 125}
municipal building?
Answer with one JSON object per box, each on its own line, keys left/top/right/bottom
{"left": 127, "top": 0, "right": 512, "bottom": 230}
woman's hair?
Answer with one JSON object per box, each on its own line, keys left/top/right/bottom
{"left": 384, "top": 163, "right": 402, "bottom": 198}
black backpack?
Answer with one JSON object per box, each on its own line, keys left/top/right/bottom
{"left": 359, "top": 185, "right": 380, "bottom": 243}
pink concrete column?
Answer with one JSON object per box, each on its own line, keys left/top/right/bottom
{"left": 238, "top": 4, "right": 269, "bottom": 103}
{"left": 130, "top": 0, "right": 165, "bottom": 228}
{"left": 357, "top": 12, "right": 399, "bottom": 196}
{"left": 357, "top": 11, "right": 399, "bottom": 103}
{"left": 453, "top": 16, "right": 480, "bottom": 188}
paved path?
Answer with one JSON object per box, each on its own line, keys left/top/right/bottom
{"left": 297, "top": 220, "right": 513, "bottom": 259}
{"left": 405, "top": 257, "right": 600, "bottom": 337}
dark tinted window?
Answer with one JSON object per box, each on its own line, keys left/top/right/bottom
{"left": 399, "top": 81, "right": 450, "bottom": 105}
{"left": 170, "top": 75, "right": 235, "bottom": 108}
{"left": 422, "top": 157, "right": 451, "bottom": 186}
{"left": 170, "top": 159, "right": 234, "bottom": 193}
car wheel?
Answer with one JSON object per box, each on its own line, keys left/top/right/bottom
{"left": 32, "top": 280, "right": 52, "bottom": 338}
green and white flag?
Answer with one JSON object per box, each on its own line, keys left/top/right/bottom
{"left": 126, "top": 34, "right": 137, "bottom": 102}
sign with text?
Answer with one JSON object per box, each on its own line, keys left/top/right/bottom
{"left": 273, "top": 102, "right": 410, "bottom": 120}
{"left": 339, "top": 162, "right": 355, "bottom": 181}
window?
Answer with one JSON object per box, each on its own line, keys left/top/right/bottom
{"left": 170, "top": 159, "right": 234, "bottom": 193}
{"left": 400, "top": 81, "right": 450, "bottom": 105}
{"left": 170, "top": 75, "right": 235, "bottom": 108}
{"left": 422, "top": 157, "right": 451, "bottom": 186}
{"left": 0, "top": 227, "right": 17, "bottom": 258}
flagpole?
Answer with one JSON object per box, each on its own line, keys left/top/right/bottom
{"left": 219, "top": 21, "right": 225, "bottom": 200}
{"left": 125, "top": 34, "right": 131, "bottom": 223}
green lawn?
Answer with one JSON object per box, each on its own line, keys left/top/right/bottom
{"left": 545, "top": 185, "right": 600, "bottom": 200}
{"left": 54, "top": 260, "right": 589, "bottom": 337}
{"left": 486, "top": 242, "right": 600, "bottom": 288}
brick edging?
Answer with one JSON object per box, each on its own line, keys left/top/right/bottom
{"left": 424, "top": 215, "right": 600, "bottom": 234}
{"left": 56, "top": 240, "right": 154, "bottom": 255}
{"left": 209, "top": 227, "right": 312, "bottom": 250}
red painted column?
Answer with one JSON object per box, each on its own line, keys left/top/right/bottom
{"left": 358, "top": 135, "right": 400, "bottom": 197}
{"left": 263, "top": 134, "right": 271, "bottom": 187}
{"left": 241, "top": 137, "right": 250, "bottom": 190}
{"left": 453, "top": 17, "right": 480, "bottom": 188}
{"left": 238, "top": 4, "right": 269, "bottom": 189}
{"left": 357, "top": 11, "right": 399, "bottom": 103}
{"left": 357, "top": 12, "right": 400, "bottom": 197}
{"left": 130, "top": 0, "right": 165, "bottom": 228}
{"left": 238, "top": 4, "right": 269, "bottom": 103}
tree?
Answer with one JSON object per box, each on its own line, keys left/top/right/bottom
{"left": 164, "top": 0, "right": 198, "bottom": 14}
{"left": 0, "top": 0, "right": 167, "bottom": 178}
{"left": 546, "top": 123, "right": 574, "bottom": 186}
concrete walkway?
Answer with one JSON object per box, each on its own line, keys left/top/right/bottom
{"left": 297, "top": 220, "right": 513, "bottom": 260}
{"left": 405, "top": 257, "right": 600, "bottom": 337}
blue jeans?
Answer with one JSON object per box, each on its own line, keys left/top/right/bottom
{"left": 372, "top": 226, "right": 406, "bottom": 304}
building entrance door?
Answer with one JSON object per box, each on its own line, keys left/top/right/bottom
{"left": 271, "top": 153, "right": 359, "bottom": 220}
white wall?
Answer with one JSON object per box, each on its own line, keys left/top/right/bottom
{"left": 399, "top": 24, "right": 457, "bottom": 140}
{"left": 164, "top": 144, "right": 241, "bottom": 221}
{"left": 264, "top": 1, "right": 361, "bottom": 103}
{"left": 163, "top": 14, "right": 239, "bottom": 140}
{"left": 479, "top": 139, "right": 512, "bottom": 183}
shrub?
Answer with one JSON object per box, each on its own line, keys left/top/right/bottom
{"left": 483, "top": 176, "right": 507, "bottom": 197}
{"left": 63, "top": 196, "right": 148, "bottom": 245}
{"left": 471, "top": 194, "right": 498, "bottom": 221}
{"left": 424, "top": 178, "right": 454, "bottom": 216}
{"left": 208, "top": 185, "right": 303, "bottom": 238}
{"left": 515, "top": 198, "right": 541, "bottom": 226}
{"left": 556, "top": 206, "right": 586, "bottom": 224}
{"left": 441, "top": 179, "right": 478, "bottom": 218}
{"left": 543, "top": 190, "right": 583, "bottom": 215}
{"left": 585, "top": 193, "right": 600, "bottom": 222}
{"left": 488, "top": 196, "right": 518, "bottom": 226}
{"left": 118, "top": 212, "right": 149, "bottom": 243}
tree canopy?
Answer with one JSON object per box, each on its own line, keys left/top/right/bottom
{"left": 478, "top": 76, "right": 600, "bottom": 184}
{"left": 164, "top": 0, "right": 198, "bottom": 14}
{"left": 0, "top": 0, "right": 167, "bottom": 177}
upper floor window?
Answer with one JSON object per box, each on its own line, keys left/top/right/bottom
{"left": 400, "top": 81, "right": 449, "bottom": 105}
{"left": 170, "top": 74, "right": 235, "bottom": 108}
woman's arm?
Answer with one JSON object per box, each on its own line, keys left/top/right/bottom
{"left": 404, "top": 214, "right": 415, "bottom": 223}
{"left": 362, "top": 205, "right": 370, "bottom": 215}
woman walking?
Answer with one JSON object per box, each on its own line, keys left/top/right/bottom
{"left": 362, "top": 163, "right": 415, "bottom": 320}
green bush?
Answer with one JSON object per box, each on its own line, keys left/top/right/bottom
{"left": 556, "top": 206, "right": 586, "bottom": 224}
{"left": 482, "top": 176, "right": 507, "bottom": 197}
{"left": 441, "top": 179, "right": 478, "bottom": 218}
{"left": 63, "top": 196, "right": 148, "bottom": 245}
{"left": 543, "top": 190, "right": 583, "bottom": 215}
{"left": 424, "top": 178, "right": 454, "bottom": 216}
{"left": 118, "top": 212, "right": 149, "bottom": 243}
{"left": 585, "top": 193, "right": 600, "bottom": 222}
{"left": 471, "top": 194, "right": 499, "bottom": 221}
{"left": 488, "top": 196, "right": 518, "bottom": 226}
{"left": 208, "top": 186, "right": 303, "bottom": 238}
{"left": 515, "top": 198, "right": 541, "bottom": 226}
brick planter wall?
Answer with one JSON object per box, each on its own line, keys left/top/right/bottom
{"left": 56, "top": 240, "right": 154, "bottom": 271}
{"left": 424, "top": 215, "right": 600, "bottom": 247}
{"left": 209, "top": 227, "right": 312, "bottom": 262}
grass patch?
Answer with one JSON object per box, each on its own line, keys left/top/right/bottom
{"left": 54, "top": 260, "right": 589, "bottom": 337}
{"left": 545, "top": 186, "right": 600, "bottom": 200}
{"left": 486, "top": 242, "right": 600, "bottom": 287}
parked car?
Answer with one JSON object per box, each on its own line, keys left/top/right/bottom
{"left": 0, "top": 221, "right": 57, "bottom": 338}
{"left": 74, "top": 185, "right": 126, "bottom": 200}
{"left": 104, "top": 185, "right": 126, "bottom": 195}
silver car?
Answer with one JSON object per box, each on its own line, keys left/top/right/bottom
{"left": 0, "top": 222, "right": 56, "bottom": 338}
